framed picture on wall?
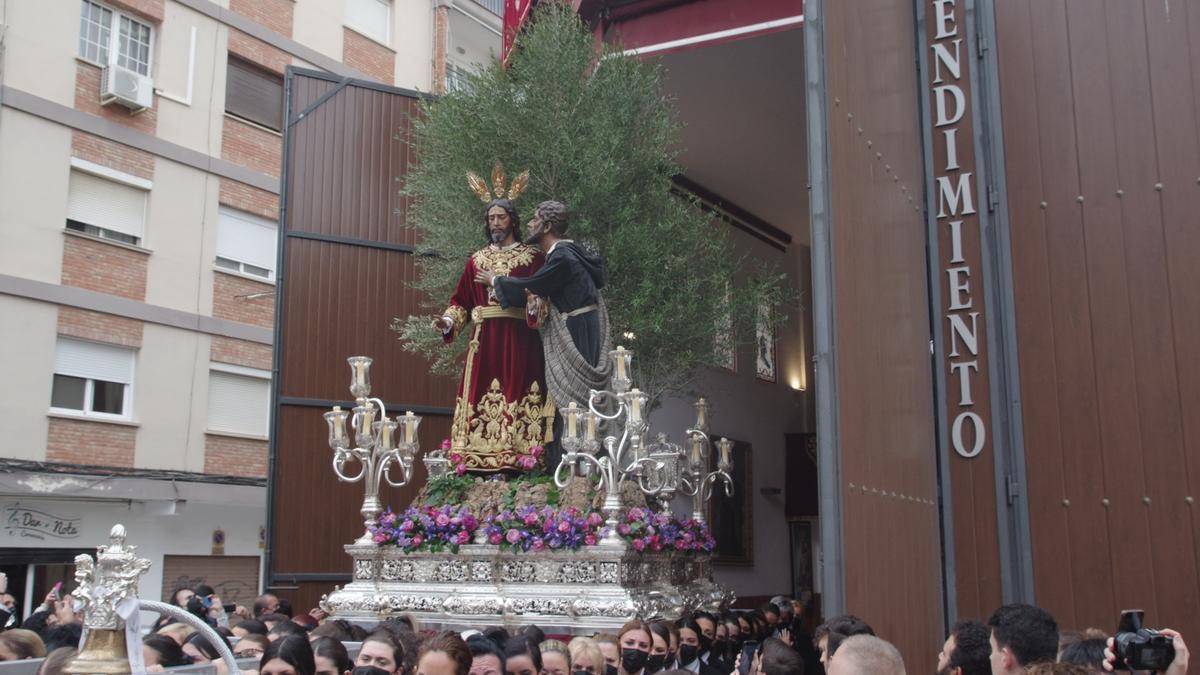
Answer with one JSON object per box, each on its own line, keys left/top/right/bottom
{"left": 789, "top": 519, "right": 815, "bottom": 598}
{"left": 755, "top": 302, "right": 776, "bottom": 382}
{"left": 709, "top": 438, "right": 753, "bottom": 565}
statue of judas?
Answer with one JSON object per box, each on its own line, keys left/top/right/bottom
{"left": 432, "top": 167, "right": 551, "bottom": 472}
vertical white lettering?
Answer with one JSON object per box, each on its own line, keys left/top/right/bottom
{"left": 947, "top": 312, "right": 980, "bottom": 357}
{"left": 952, "top": 411, "right": 985, "bottom": 458}
{"left": 931, "top": 38, "right": 962, "bottom": 83}
{"left": 950, "top": 360, "right": 978, "bottom": 405}
{"left": 934, "top": 84, "right": 966, "bottom": 126}
{"left": 948, "top": 219, "right": 965, "bottom": 263}
{"left": 936, "top": 173, "right": 977, "bottom": 217}
{"left": 946, "top": 266, "right": 972, "bottom": 310}
{"left": 943, "top": 127, "right": 960, "bottom": 170}
{"left": 933, "top": 0, "right": 958, "bottom": 40}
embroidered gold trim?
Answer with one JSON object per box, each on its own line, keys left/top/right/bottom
{"left": 444, "top": 304, "right": 468, "bottom": 337}
{"left": 450, "top": 379, "right": 547, "bottom": 472}
{"left": 472, "top": 245, "right": 537, "bottom": 276}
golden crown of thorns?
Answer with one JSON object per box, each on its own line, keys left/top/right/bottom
{"left": 467, "top": 162, "right": 530, "bottom": 203}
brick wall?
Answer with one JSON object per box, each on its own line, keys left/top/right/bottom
{"left": 211, "top": 336, "right": 272, "bottom": 370}
{"left": 58, "top": 307, "right": 144, "bottom": 349}
{"left": 228, "top": 30, "right": 291, "bottom": 76}
{"left": 61, "top": 234, "right": 149, "bottom": 301}
{"left": 47, "top": 417, "right": 137, "bottom": 467}
{"left": 219, "top": 178, "right": 279, "bottom": 221}
{"left": 104, "top": 0, "right": 164, "bottom": 23}
{"left": 204, "top": 434, "right": 268, "bottom": 478}
{"left": 75, "top": 62, "right": 158, "bottom": 135}
{"left": 212, "top": 271, "right": 275, "bottom": 329}
{"left": 343, "top": 27, "right": 395, "bottom": 84}
{"left": 221, "top": 116, "right": 282, "bottom": 178}
{"left": 71, "top": 132, "right": 155, "bottom": 180}
{"left": 229, "top": 0, "right": 293, "bottom": 38}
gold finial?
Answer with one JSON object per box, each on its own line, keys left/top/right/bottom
{"left": 490, "top": 162, "right": 507, "bottom": 199}
{"left": 467, "top": 162, "right": 531, "bottom": 203}
{"left": 507, "top": 170, "right": 530, "bottom": 201}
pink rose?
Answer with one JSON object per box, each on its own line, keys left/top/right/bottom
{"left": 587, "top": 512, "right": 604, "bottom": 527}
{"left": 455, "top": 464, "right": 467, "bottom": 476}
{"left": 506, "top": 529, "right": 522, "bottom": 544}
{"left": 456, "top": 531, "right": 470, "bottom": 544}
{"left": 411, "top": 535, "right": 424, "bottom": 547}
{"left": 557, "top": 520, "right": 571, "bottom": 533}
{"left": 584, "top": 534, "right": 597, "bottom": 546}
{"left": 436, "top": 514, "right": 451, "bottom": 527}
{"left": 651, "top": 540, "right": 663, "bottom": 552}
{"left": 517, "top": 455, "right": 536, "bottom": 470}
{"left": 374, "top": 532, "right": 388, "bottom": 544}
{"left": 531, "top": 445, "right": 545, "bottom": 458}
{"left": 440, "top": 439, "right": 452, "bottom": 450}
{"left": 617, "top": 523, "right": 631, "bottom": 536}
{"left": 631, "top": 538, "right": 646, "bottom": 551}
{"left": 489, "top": 532, "right": 503, "bottom": 545}
{"left": 449, "top": 453, "right": 462, "bottom": 463}
{"left": 531, "top": 538, "right": 545, "bottom": 551}
{"left": 524, "top": 513, "right": 540, "bottom": 526}
{"left": 628, "top": 507, "right": 644, "bottom": 521}
{"left": 400, "top": 520, "right": 414, "bottom": 532}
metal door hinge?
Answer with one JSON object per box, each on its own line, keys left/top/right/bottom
{"left": 1005, "top": 474, "right": 1020, "bottom": 505}
{"left": 988, "top": 184, "right": 1001, "bottom": 212}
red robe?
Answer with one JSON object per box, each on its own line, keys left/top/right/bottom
{"left": 443, "top": 242, "right": 550, "bottom": 472}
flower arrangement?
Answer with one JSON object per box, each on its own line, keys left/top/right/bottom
{"left": 615, "top": 507, "right": 716, "bottom": 553}
{"left": 482, "top": 505, "right": 606, "bottom": 552}
{"left": 369, "top": 504, "right": 479, "bottom": 553}
{"left": 516, "top": 444, "right": 545, "bottom": 471}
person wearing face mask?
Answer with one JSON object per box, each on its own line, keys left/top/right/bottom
{"left": 539, "top": 640, "right": 571, "bottom": 675}
{"left": 645, "top": 623, "right": 672, "bottom": 675}
{"left": 675, "top": 619, "right": 703, "bottom": 674}
{"left": 593, "top": 635, "right": 620, "bottom": 675}
{"left": 709, "top": 621, "right": 730, "bottom": 674}
{"left": 615, "top": 621, "right": 653, "bottom": 675}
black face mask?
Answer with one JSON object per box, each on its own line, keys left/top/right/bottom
{"left": 677, "top": 645, "right": 699, "bottom": 666}
{"left": 698, "top": 636, "right": 713, "bottom": 655}
{"left": 621, "top": 649, "right": 648, "bottom": 673}
{"left": 644, "top": 654, "right": 666, "bottom": 674}
{"left": 573, "top": 671, "right": 591, "bottom": 675}
{"left": 605, "top": 664, "right": 619, "bottom": 675}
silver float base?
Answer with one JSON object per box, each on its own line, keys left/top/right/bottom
{"left": 320, "top": 542, "right": 734, "bottom": 633}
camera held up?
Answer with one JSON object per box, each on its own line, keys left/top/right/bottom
{"left": 1113, "top": 609, "right": 1176, "bottom": 671}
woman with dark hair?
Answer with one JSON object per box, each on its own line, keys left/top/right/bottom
{"left": 143, "top": 633, "right": 192, "bottom": 668}
{"left": 313, "top": 637, "right": 353, "bottom": 675}
{"left": 504, "top": 636, "right": 543, "bottom": 675}
{"left": 645, "top": 623, "right": 672, "bottom": 674}
{"left": 615, "top": 621, "right": 652, "bottom": 675}
{"left": 1058, "top": 638, "right": 1107, "bottom": 671}
{"left": 183, "top": 631, "right": 230, "bottom": 664}
{"left": 0, "top": 629, "right": 46, "bottom": 661}
{"left": 357, "top": 630, "right": 405, "bottom": 675}
{"left": 261, "top": 634, "right": 317, "bottom": 675}
{"left": 674, "top": 619, "right": 702, "bottom": 673}
{"left": 417, "top": 631, "right": 472, "bottom": 675}
{"left": 235, "top": 634, "right": 271, "bottom": 659}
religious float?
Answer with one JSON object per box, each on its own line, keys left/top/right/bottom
{"left": 319, "top": 351, "right": 736, "bottom": 632}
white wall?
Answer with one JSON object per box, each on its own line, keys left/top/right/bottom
{"left": 0, "top": 112, "right": 71, "bottom": 285}
{"left": 0, "top": 297, "right": 58, "bottom": 462}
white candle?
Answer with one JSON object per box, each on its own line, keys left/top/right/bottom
{"left": 629, "top": 389, "right": 641, "bottom": 423}
{"left": 333, "top": 406, "right": 346, "bottom": 441}
{"left": 379, "top": 420, "right": 395, "bottom": 450}
{"left": 405, "top": 411, "right": 415, "bottom": 443}
{"left": 566, "top": 402, "right": 578, "bottom": 437}
{"left": 354, "top": 361, "right": 366, "bottom": 389}
{"left": 695, "top": 398, "right": 708, "bottom": 430}
{"left": 615, "top": 346, "right": 626, "bottom": 379}
{"left": 586, "top": 413, "right": 597, "bottom": 441}
{"left": 720, "top": 438, "right": 731, "bottom": 467}
{"left": 691, "top": 436, "right": 702, "bottom": 465}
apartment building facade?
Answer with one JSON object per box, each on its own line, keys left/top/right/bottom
{"left": 0, "top": 0, "right": 499, "bottom": 616}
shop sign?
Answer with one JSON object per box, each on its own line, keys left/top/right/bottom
{"left": 3, "top": 503, "right": 82, "bottom": 540}
{"left": 926, "top": 0, "right": 992, "bottom": 459}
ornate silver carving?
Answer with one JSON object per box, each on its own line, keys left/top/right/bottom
{"left": 72, "top": 524, "right": 152, "bottom": 631}
{"left": 322, "top": 544, "right": 732, "bottom": 633}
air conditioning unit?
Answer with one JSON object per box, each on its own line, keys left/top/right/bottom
{"left": 100, "top": 65, "right": 153, "bottom": 112}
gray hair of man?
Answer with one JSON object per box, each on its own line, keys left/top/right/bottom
{"left": 828, "top": 634, "right": 906, "bottom": 675}
{"left": 535, "top": 200, "right": 570, "bottom": 236}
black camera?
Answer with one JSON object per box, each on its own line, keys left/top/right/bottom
{"left": 1113, "top": 610, "right": 1175, "bottom": 671}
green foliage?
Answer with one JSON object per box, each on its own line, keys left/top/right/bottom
{"left": 393, "top": 2, "right": 790, "bottom": 401}
{"left": 423, "top": 474, "right": 475, "bottom": 507}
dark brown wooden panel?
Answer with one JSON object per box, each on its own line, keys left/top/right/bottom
{"left": 277, "top": 238, "right": 456, "bottom": 406}
{"left": 995, "top": 0, "right": 1200, "bottom": 638}
{"left": 269, "top": 71, "right": 454, "bottom": 588}
{"left": 824, "top": 1, "right": 943, "bottom": 671}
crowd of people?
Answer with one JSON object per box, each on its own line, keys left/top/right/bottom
{"left": 0, "top": 585, "right": 1189, "bottom": 675}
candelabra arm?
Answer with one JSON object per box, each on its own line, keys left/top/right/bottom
{"left": 587, "top": 390, "right": 625, "bottom": 421}
{"left": 332, "top": 449, "right": 368, "bottom": 482}
{"left": 378, "top": 452, "right": 410, "bottom": 488}
{"left": 632, "top": 457, "right": 666, "bottom": 493}
{"left": 554, "top": 452, "right": 603, "bottom": 488}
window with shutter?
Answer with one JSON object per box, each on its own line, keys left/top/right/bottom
{"left": 51, "top": 338, "right": 135, "bottom": 419}
{"left": 225, "top": 57, "right": 284, "bottom": 131}
{"left": 207, "top": 366, "right": 270, "bottom": 437}
{"left": 216, "top": 207, "right": 278, "bottom": 280}
{"left": 66, "top": 170, "right": 148, "bottom": 246}
{"left": 346, "top": 0, "right": 390, "bottom": 44}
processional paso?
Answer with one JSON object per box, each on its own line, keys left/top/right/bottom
{"left": 320, "top": 167, "right": 737, "bottom": 630}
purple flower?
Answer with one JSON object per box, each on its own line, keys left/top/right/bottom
{"left": 617, "top": 523, "right": 631, "bottom": 536}
{"left": 506, "top": 529, "right": 522, "bottom": 544}
{"left": 400, "top": 520, "right": 414, "bottom": 532}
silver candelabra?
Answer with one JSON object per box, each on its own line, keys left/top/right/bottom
{"left": 552, "top": 346, "right": 735, "bottom": 544}
{"left": 324, "top": 356, "right": 423, "bottom": 545}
